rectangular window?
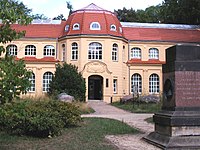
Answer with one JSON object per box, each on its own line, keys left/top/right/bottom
{"left": 106, "top": 79, "right": 109, "bottom": 87}
{"left": 113, "top": 79, "right": 117, "bottom": 94}
{"left": 123, "top": 45, "right": 125, "bottom": 63}
{"left": 62, "top": 44, "right": 66, "bottom": 61}
{"left": 63, "top": 48, "right": 65, "bottom": 61}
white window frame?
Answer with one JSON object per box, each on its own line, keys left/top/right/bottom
{"left": 113, "top": 79, "right": 118, "bottom": 94}
{"left": 131, "top": 73, "right": 142, "bottom": 94}
{"left": 28, "top": 73, "right": 35, "bottom": 92}
{"left": 71, "top": 42, "right": 78, "bottom": 60}
{"left": 149, "top": 74, "right": 160, "bottom": 94}
{"left": 119, "top": 27, "right": 123, "bottom": 33}
{"left": 43, "top": 72, "right": 53, "bottom": 92}
{"left": 112, "top": 43, "right": 118, "bottom": 61}
{"left": 90, "top": 22, "right": 101, "bottom": 30}
{"left": 88, "top": 42, "right": 102, "bottom": 60}
{"left": 130, "top": 47, "right": 141, "bottom": 59}
{"left": 65, "top": 25, "right": 69, "bottom": 31}
{"left": 110, "top": 24, "right": 116, "bottom": 31}
{"left": 7, "top": 44, "right": 17, "bottom": 56}
{"left": 149, "top": 48, "right": 159, "bottom": 59}
{"left": 73, "top": 23, "right": 80, "bottom": 30}
{"left": 43, "top": 45, "right": 55, "bottom": 56}
{"left": 25, "top": 45, "right": 36, "bottom": 56}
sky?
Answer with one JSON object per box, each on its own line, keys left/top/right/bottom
{"left": 20, "top": 0, "right": 163, "bottom": 19}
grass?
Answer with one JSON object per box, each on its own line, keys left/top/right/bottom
{"left": 74, "top": 101, "right": 95, "bottom": 114}
{"left": 111, "top": 101, "right": 161, "bottom": 113}
{"left": 0, "top": 118, "right": 139, "bottom": 150}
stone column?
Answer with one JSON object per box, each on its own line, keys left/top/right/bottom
{"left": 144, "top": 44, "right": 200, "bottom": 149}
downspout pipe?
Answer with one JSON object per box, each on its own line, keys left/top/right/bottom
{"left": 128, "top": 40, "right": 131, "bottom": 94}
{"left": 56, "top": 38, "right": 58, "bottom": 60}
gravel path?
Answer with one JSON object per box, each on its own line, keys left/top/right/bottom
{"left": 82, "top": 101, "right": 161, "bottom": 150}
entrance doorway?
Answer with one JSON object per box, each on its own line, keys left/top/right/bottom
{"left": 88, "top": 75, "right": 103, "bottom": 100}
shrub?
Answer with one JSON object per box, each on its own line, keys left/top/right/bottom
{"left": 0, "top": 100, "right": 81, "bottom": 137}
{"left": 48, "top": 63, "right": 86, "bottom": 101}
{"left": 44, "top": 100, "right": 82, "bottom": 127}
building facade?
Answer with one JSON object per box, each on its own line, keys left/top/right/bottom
{"left": 1, "top": 3, "right": 200, "bottom": 102}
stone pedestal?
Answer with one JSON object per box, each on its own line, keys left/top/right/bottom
{"left": 144, "top": 45, "right": 200, "bottom": 149}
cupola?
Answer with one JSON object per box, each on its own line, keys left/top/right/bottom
{"left": 62, "top": 3, "right": 123, "bottom": 37}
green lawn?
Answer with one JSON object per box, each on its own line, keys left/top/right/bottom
{"left": 0, "top": 118, "right": 139, "bottom": 150}
{"left": 111, "top": 101, "right": 161, "bottom": 113}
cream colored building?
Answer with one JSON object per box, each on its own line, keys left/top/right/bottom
{"left": 1, "top": 3, "right": 200, "bottom": 102}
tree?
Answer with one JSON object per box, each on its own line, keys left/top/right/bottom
{"left": 0, "top": 0, "right": 32, "bottom": 54}
{"left": 53, "top": 14, "right": 66, "bottom": 21}
{"left": 49, "top": 63, "right": 86, "bottom": 101}
{"left": 114, "top": 7, "right": 138, "bottom": 22}
{"left": 142, "top": 5, "right": 161, "bottom": 23}
{"left": 115, "top": 0, "right": 200, "bottom": 24}
{"left": 115, "top": 5, "right": 161, "bottom": 23}
{"left": 32, "top": 14, "right": 48, "bottom": 20}
{"left": 0, "top": 0, "right": 33, "bottom": 104}
{"left": 160, "top": 0, "right": 200, "bottom": 24}
{"left": 0, "top": 57, "right": 32, "bottom": 104}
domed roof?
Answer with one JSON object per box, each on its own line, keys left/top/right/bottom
{"left": 62, "top": 3, "right": 124, "bottom": 38}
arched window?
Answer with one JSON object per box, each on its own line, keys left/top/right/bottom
{"left": 43, "top": 45, "right": 55, "bottom": 56}
{"left": 71, "top": 42, "right": 78, "bottom": 60}
{"left": 73, "top": 23, "right": 80, "bottom": 30}
{"left": 43, "top": 72, "right": 53, "bottom": 92}
{"left": 7, "top": 44, "right": 17, "bottom": 56}
{"left": 131, "top": 73, "right": 142, "bottom": 94}
{"left": 62, "top": 44, "right": 66, "bottom": 61}
{"left": 149, "top": 74, "right": 159, "bottom": 94}
{"left": 90, "top": 22, "right": 101, "bottom": 30}
{"left": 149, "top": 48, "right": 159, "bottom": 59}
{"left": 88, "top": 42, "right": 102, "bottom": 60}
{"left": 112, "top": 43, "right": 118, "bottom": 61}
{"left": 28, "top": 73, "right": 35, "bottom": 92}
{"left": 110, "top": 24, "right": 116, "bottom": 31}
{"left": 130, "top": 47, "right": 141, "bottom": 59}
{"left": 25, "top": 45, "right": 36, "bottom": 56}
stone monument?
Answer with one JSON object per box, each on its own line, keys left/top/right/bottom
{"left": 144, "top": 44, "right": 200, "bottom": 149}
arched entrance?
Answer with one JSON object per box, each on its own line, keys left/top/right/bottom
{"left": 88, "top": 75, "right": 103, "bottom": 100}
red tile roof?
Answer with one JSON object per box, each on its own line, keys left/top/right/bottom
{"left": 8, "top": 21, "right": 200, "bottom": 43}
{"left": 123, "top": 27, "right": 200, "bottom": 43}
{"left": 1, "top": 3, "right": 199, "bottom": 43}
{"left": 15, "top": 57, "right": 59, "bottom": 62}
{"left": 10, "top": 22, "right": 66, "bottom": 38}
{"left": 127, "top": 59, "right": 166, "bottom": 64}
